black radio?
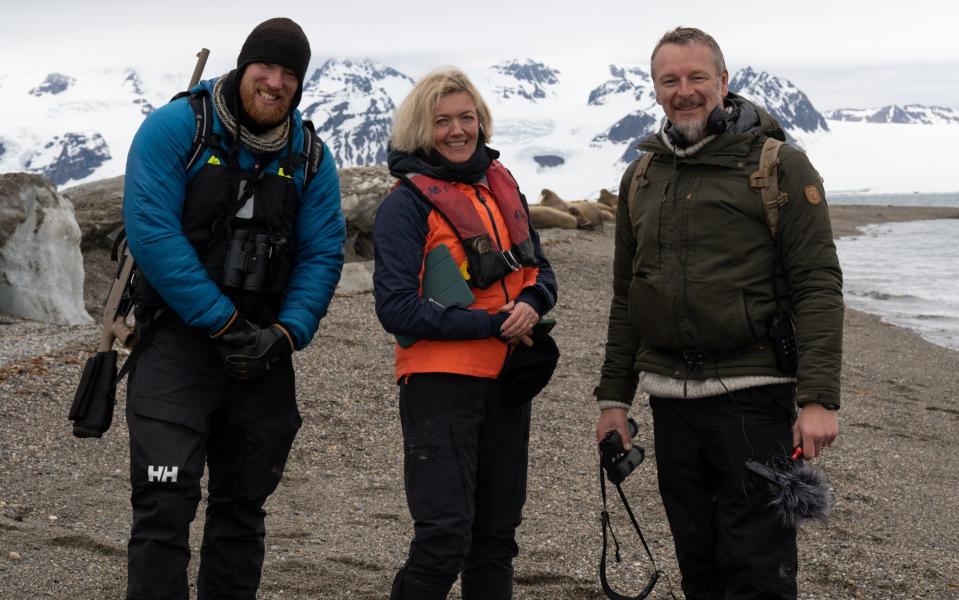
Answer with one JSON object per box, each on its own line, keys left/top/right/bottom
{"left": 768, "top": 310, "right": 798, "bottom": 374}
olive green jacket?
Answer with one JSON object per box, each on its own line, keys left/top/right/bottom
{"left": 594, "top": 102, "right": 843, "bottom": 407}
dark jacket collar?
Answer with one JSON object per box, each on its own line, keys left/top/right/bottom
{"left": 638, "top": 93, "right": 785, "bottom": 159}
{"left": 388, "top": 135, "right": 500, "bottom": 184}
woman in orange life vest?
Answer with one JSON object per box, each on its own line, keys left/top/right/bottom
{"left": 372, "top": 67, "right": 557, "bottom": 600}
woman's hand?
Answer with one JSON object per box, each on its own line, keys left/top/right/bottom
{"left": 498, "top": 301, "right": 538, "bottom": 346}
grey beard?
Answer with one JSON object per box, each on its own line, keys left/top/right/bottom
{"left": 673, "top": 119, "right": 707, "bottom": 145}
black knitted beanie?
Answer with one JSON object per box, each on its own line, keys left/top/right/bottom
{"left": 236, "top": 18, "right": 311, "bottom": 85}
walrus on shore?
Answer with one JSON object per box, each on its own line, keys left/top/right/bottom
{"left": 529, "top": 205, "right": 578, "bottom": 229}
{"left": 597, "top": 205, "right": 615, "bottom": 219}
{"left": 598, "top": 188, "right": 619, "bottom": 210}
{"left": 538, "top": 188, "right": 573, "bottom": 213}
{"left": 538, "top": 188, "right": 607, "bottom": 229}
{"left": 567, "top": 200, "right": 606, "bottom": 230}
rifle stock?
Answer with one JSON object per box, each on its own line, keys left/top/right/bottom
{"left": 99, "top": 244, "right": 136, "bottom": 352}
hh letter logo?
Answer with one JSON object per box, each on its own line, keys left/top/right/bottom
{"left": 147, "top": 465, "right": 179, "bottom": 483}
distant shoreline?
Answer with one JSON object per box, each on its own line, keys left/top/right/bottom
{"left": 830, "top": 191, "right": 959, "bottom": 197}
{"left": 827, "top": 204, "right": 959, "bottom": 238}
{"left": 829, "top": 191, "right": 959, "bottom": 208}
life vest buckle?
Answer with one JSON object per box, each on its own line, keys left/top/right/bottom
{"left": 502, "top": 248, "right": 521, "bottom": 272}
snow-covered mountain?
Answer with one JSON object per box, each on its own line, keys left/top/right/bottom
{"left": 585, "top": 65, "right": 659, "bottom": 162}
{"left": 729, "top": 67, "right": 829, "bottom": 144}
{"left": 29, "top": 73, "right": 75, "bottom": 96}
{"left": 0, "top": 67, "right": 169, "bottom": 186}
{"left": 582, "top": 64, "right": 830, "bottom": 162}
{"left": 487, "top": 60, "right": 561, "bottom": 102}
{"left": 825, "top": 104, "right": 959, "bottom": 125}
{"left": 1, "top": 59, "right": 956, "bottom": 196}
{"left": 24, "top": 132, "right": 112, "bottom": 186}
{"left": 300, "top": 58, "right": 414, "bottom": 167}
{"left": 587, "top": 65, "right": 656, "bottom": 107}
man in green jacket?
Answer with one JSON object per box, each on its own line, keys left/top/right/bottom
{"left": 594, "top": 27, "right": 843, "bottom": 599}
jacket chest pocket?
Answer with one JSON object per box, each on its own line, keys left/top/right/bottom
{"left": 628, "top": 177, "right": 668, "bottom": 272}
{"left": 633, "top": 175, "right": 702, "bottom": 274}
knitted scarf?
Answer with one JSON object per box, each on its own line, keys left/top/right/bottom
{"left": 212, "top": 74, "right": 290, "bottom": 155}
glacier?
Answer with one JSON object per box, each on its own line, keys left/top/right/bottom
{"left": 1, "top": 58, "right": 957, "bottom": 198}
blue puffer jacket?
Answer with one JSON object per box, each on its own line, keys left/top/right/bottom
{"left": 122, "top": 78, "right": 345, "bottom": 349}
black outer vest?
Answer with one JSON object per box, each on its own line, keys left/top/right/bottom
{"left": 186, "top": 158, "right": 299, "bottom": 319}
{"left": 135, "top": 143, "right": 301, "bottom": 326}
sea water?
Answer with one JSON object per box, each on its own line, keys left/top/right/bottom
{"left": 835, "top": 214, "right": 959, "bottom": 352}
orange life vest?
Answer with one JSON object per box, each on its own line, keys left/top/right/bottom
{"left": 397, "top": 161, "right": 537, "bottom": 289}
{"left": 393, "top": 164, "right": 539, "bottom": 380}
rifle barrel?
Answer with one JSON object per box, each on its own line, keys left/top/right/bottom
{"left": 189, "top": 48, "right": 210, "bottom": 89}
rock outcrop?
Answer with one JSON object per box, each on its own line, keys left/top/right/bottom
{"left": 338, "top": 166, "right": 392, "bottom": 262}
{"left": 61, "top": 175, "right": 124, "bottom": 249}
{"left": 59, "top": 167, "right": 605, "bottom": 299}
{"left": 0, "top": 173, "right": 92, "bottom": 324}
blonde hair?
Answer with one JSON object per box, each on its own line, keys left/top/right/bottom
{"left": 390, "top": 67, "right": 493, "bottom": 154}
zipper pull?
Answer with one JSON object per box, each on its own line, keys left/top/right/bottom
{"left": 474, "top": 186, "right": 487, "bottom": 203}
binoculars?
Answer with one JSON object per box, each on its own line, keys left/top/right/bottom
{"left": 599, "top": 418, "right": 645, "bottom": 485}
{"left": 223, "top": 229, "right": 272, "bottom": 292}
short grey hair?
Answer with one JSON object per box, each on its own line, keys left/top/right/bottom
{"left": 650, "top": 26, "right": 726, "bottom": 79}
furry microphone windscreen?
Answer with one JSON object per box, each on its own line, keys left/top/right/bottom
{"left": 745, "top": 455, "right": 833, "bottom": 529}
{"left": 768, "top": 461, "right": 833, "bottom": 529}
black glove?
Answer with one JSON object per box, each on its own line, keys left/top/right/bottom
{"left": 215, "top": 320, "right": 294, "bottom": 379}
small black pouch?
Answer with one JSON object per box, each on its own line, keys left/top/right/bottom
{"left": 69, "top": 350, "right": 118, "bottom": 438}
{"left": 498, "top": 329, "right": 560, "bottom": 405}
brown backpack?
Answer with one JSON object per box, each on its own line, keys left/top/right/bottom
{"left": 627, "top": 137, "right": 788, "bottom": 240}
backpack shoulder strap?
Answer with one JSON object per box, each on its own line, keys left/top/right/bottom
{"left": 626, "top": 152, "right": 655, "bottom": 208}
{"left": 300, "top": 119, "right": 326, "bottom": 189}
{"left": 181, "top": 90, "right": 214, "bottom": 173}
{"left": 749, "top": 137, "right": 787, "bottom": 240}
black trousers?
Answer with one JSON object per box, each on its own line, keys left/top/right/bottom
{"left": 650, "top": 384, "right": 799, "bottom": 600}
{"left": 125, "top": 316, "right": 301, "bottom": 600}
{"left": 390, "top": 373, "right": 532, "bottom": 600}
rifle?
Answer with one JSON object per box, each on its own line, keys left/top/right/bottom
{"left": 68, "top": 48, "right": 211, "bottom": 438}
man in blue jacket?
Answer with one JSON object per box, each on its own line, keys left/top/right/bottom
{"left": 121, "top": 17, "right": 344, "bottom": 599}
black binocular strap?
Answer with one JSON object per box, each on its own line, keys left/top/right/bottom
{"left": 599, "top": 467, "right": 668, "bottom": 600}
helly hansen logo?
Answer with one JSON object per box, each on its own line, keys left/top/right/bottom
{"left": 147, "top": 466, "right": 179, "bottom": 483}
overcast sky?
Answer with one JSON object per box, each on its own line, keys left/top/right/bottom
{"left": 3, "top": 0, "right": 958, "bottom": 110}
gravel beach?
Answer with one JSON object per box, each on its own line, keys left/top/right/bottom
{"left": 1, "top": 204, "right": 958, "bottom": 599}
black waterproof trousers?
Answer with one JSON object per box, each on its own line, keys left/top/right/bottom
{"left": 650, "top": 384, "right": 799, "bottom": 600}
{"left": 390, "top": 373, "right": 532, "bottom": 600}
{"left": 125, "top": 316, "right": 301, "bottom": 600}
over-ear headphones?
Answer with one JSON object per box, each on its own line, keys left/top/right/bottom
{"left": 706, "top": 105, "right": 729, "bottom": 135}
{"left": 665, "top": 102, "right": 730, "bottom": 148}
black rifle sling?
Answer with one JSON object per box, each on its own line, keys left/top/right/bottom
{"left": 599, "top": 466, "right": 664, "bottom": 600}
